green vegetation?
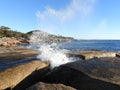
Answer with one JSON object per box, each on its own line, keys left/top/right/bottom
{"left": 0, "top": 26, "right": 74, "bottom": 41}
{"left": 0, "top": 26, "right": 26, "bottom": 39}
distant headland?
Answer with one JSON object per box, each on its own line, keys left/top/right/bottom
{"left": 0, "top": 26, "right": 74, "bottom": 46}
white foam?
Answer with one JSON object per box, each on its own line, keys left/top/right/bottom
{"left": 37, "top": 44, "right": 72, "bottom": 69}
{"left": 29, "top": 31, "right": 75, "bottom": 69}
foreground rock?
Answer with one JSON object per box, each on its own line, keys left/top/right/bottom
{"left": 65, "top": 57, "right": 120, "bottom": 85}
{"left": 68, "top": 51, "right": 116, "bottom": 60}
{"left": 27, "top": 82, "right": 76, "bottom": 90}
{"left": 0, "top": 60, "right": 49, "bottom": 90}
{"left": 40, "top": 57, "right": 120, "bottom": 90}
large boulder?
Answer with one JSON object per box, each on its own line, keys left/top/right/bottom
{"left": 27, "top": 82, "right": 76, "bottom": 90}
{"left": 64, "top": 57, "right": 120, "bottom": 85}
{"left": 40, "top": 57, "right": 120, "bottom": 90}
{"left": 68, "top": 51, "right": 116, "bottom": 60}
{"left": 0, "top": 60, "right": 49, "bottom": 90}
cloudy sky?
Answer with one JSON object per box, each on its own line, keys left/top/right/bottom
{"left": 0, "top": 0, "right": 120, "bottom": 39}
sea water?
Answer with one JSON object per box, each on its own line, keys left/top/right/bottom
{"left": 29, "top": 31, "right": 120, "bottom": 69}
{"left": 62, "top": 40, "right": 120, "bottom": 52}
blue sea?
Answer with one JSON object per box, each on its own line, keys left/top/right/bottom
{"left": 61, "top": 40, "right": 120, "bottom": 52}
{"left": 21, "top": 40, "right": 120, "bottom": 52}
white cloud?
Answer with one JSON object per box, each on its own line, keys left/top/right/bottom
{"left": 36, "top": 0, "right": 96, "bottom": 22}
{"left": 36, "top": 0, "right": 97, "bottom": 35}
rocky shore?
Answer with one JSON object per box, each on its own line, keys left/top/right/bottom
{"left": 0, "top": 37, "right": 29, "bottom": 47}
{"left": 1, "top": 46, "right": 120, "bottom": 90}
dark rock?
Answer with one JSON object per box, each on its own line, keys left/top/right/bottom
{"left": 116, "top": 53, "right": 120, "bottom": 57}
{"left": 64, "top": 57, "right": 120, "bottom": 85}
{"left": 40, "top": 57, "right": 120, "bottom": 90}
{"left": 27, "top": 82, "right": 76, "bottom": 90}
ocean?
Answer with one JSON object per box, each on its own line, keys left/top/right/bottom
{"left": 61, "top": 40, "right": 120, "bottom": 52}
{"left": 2, "top": 32, "right": 120, "bottom": 71}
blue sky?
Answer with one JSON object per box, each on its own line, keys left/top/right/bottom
{"left": 0, "top": 0, "right": 120, "bottom": 39}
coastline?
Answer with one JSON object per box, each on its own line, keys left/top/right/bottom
{"left": 1, "top": 45, "right": 120, "bottom": 90}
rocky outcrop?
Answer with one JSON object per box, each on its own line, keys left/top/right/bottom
{"left": 64, "top": 58, "right": 120, "bottom": 85}
{"left": 68, "top": 51, "right": 116, "bottom": 60}
{"left": 28, "top": 30, "right": 74, "bottom": 44}
{"left": 0, "top": 37, "right": 30, "bottom": 47}
{"left": 0, "top": 37, "right": 20, "bottom": 46}
{"left": 0, "top": 40, "right": 8, "bottom": 46}
{"left": 27, "top": 82, "right": 76, "bottom": 90}
{"left": 0, "top": 46, "right": 38, "bottom": 65}
{"left": 40, "top": 57, "right": 120, "bottom": 90}
{"left": 1, "top": 45, "right": 120, "bottom": 90}
{"left": 19, "top": 39, "right": 29, "bottom": 44}
{"left": 0, "top": 60, "right": 49, "bottom": 90}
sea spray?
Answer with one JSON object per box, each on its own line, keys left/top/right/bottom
{"left": 29, "top": 30, "right": 75, "bottom": 69}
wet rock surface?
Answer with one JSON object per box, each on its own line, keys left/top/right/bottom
{"left": 27, "top": 82, "right": 76, "bottom": 90}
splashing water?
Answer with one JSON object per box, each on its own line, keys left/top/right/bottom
{"left": 29, "top": 31, "right": 75, "bottom": 69}
{"left": 37, "top": 44, "right": 73, "bottom": 69}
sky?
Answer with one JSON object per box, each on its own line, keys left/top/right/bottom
{"left": 0, "top": 0, "right": 120, "bottom": 39}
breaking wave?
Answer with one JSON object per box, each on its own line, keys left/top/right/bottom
{"left": 28, "top": 31, "right": 76, "bottom": 69}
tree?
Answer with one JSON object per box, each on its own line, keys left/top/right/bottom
{"left": 0, "top": 26, "right": 10, "bottom": 30}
